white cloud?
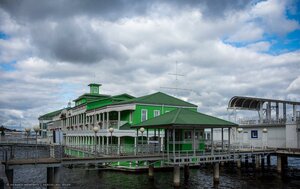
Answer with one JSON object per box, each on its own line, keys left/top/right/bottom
{"left": 0, "top": 0, "right": 299, "bottom": 127}
{"left": 251, "top": 0, "right": 299, "bottom": 35}
{"left": 246, "top": 41, "right": 271, "bottom": 52}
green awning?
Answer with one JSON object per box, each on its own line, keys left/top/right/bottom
{"left": 132, "top": 108, "right": 238, "bottom": 129}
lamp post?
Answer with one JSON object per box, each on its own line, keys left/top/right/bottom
{"left": 93, "top": 126, "right": 99, "bottom": 155}
{"left": 237, "top": 128, "right": 243, "bottom": 149}
{"left": 139, "top": 127, "right": 145, "bottom": 154}
{"left": 108, "top": 127, "right": 114, "bottom": 155}
{"left": 25, "top": 128, "right": 31, "bottom": 144}
{"left": 33, "top": 126, "right": 40, "bottom": 159}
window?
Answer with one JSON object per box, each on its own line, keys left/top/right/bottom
{"left": 251, "top": 130, "right": 258, "bottom": 138}
{"left": 184, "top": 131, "right": 192, "bottom": 140}
{"left": 154, "top": 110, "right": 160, "bottom": 117}
{"left": 141, "top": 109, "right": 148, "bottom": 122}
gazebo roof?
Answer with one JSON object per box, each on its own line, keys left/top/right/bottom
{"left": 132, "top": 108, "right": 238, "bottom": 129}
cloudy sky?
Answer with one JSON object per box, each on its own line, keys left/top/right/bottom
{"left": 0, "top": 0, "right": 300, "bottom": 128}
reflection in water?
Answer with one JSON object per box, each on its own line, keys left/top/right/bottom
{"left": 11, "top": 158, "right": 300, "bottom": 189}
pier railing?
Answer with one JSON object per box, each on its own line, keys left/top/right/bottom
{"left": 65, "top": 143, "right": 163, "bottom": 157}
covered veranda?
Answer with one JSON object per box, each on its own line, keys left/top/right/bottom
{"left": 132, "top": 108, "right": 238, "bottom": 164}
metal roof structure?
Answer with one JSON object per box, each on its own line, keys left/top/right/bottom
{"left": 228, "top": 96, "right": 300, "bottom": 111}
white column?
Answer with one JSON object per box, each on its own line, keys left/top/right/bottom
{"left": 107, "top": 112, "right": 109, "bottom": 129}
{"left": 118, "top": 111, "right": 121, "bottom": 129}
{"left": 117, "top": 137, "right": 121, "bottom": 155}
{"left": 228, "top": 128, "right": 231, "bottom": 152}
{"left": 193, "top": 128, "right": 196, "bottom": 156}
{"left": 211, "top": 128, "right": 214, "bottom": 155}
{"left": 134, "top": 136, "right": 137, "bottom": 155}
{"left": 106, "top": 136, "right": 109, "bottom": 154}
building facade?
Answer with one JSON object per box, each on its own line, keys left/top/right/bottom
{"left": 39, "top": 83, "right": 199, "bottom": 156}
{"left": 228, "top": 96, "right": 300, "bottom": 149}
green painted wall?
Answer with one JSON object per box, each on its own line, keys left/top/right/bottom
{"left": 133, "top": 104, "right": 197, "bottom": 124}
{"left": 121, "top": 110, "right": 130, "bottom": 122}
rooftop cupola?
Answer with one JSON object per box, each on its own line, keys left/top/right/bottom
{"left": 88, "top": 83, "right": 101, "bottom": 94}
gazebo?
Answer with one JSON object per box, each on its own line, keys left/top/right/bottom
{"left": 132, "top": 108, "right": 238, "bottom": 163}
{"left": 133, "top": 108, "right": 238, "bottom": 186}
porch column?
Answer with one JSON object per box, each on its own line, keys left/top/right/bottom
{"left": 193, "top": 128, "right": 196, "bottom": 156}
{"left": 173, "top": 128, "right": 175, "bottom": 161}
{"left": 146, "top": 129, "right": 149, "bottom": 144}
{"left": 117, "top": 137, "right": 121, "bottom": 155}
{"left": 102, "top": 113, "right": 105, "bottom": 129}
{"left": 211, "top": 128, "right": 214, "bottom": 155}
{"left": 167, "top": 129, "right": 170, "bottom": 162}
{"left": 106, "top": 136, "right": 109, "bottom": 155}
{"left": 228, "top": 127, "right": 231, "bottom": 153}
{"left": 158, "top": 129, "right": 161, "bottom": 152}
{"left": 118, "top": 111, "right": 121, "bottom": 129}
{"left": 221, "top": 128, "right": 224, "bottom": 151}
{"left": 102, "top": 136, "right": 105, "bottom": 152}
{"left": 134, "top": 136, "right": 137, "bottom": 156}
{"left": 107, "top": 112, "right": 109, "bottom": 129}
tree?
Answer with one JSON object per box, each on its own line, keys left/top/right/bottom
{"left": 0, "top": 125, "right": 5, "bottom": 136}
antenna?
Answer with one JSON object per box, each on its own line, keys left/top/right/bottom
{"left": 93, "top": 72, "right": 96, "bottom": 83}
{"left": 161, "top": 61, "right": 191, "bottom": 96}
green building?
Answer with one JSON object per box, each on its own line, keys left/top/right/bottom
{"left": 39, "top": 83, "right": 202, "bottom": 157}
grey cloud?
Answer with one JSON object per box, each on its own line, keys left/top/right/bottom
{"left": 0, "top": 0, "right": 257, "bottom": 23}
{"left": 0, "top": 0, "right": 151, "bottom": 22}
{"left": 30, "top": 20, "right": 127, "bottom": 63}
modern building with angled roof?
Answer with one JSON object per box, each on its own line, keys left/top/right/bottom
{"left": 228, "top": 96, "right": 300, "bottom": 149}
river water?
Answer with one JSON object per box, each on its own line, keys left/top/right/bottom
{"left": 2, "top": 135, "right": 300, "bottom": 189}
{"left": 10, "top": 157, "right": 300, "bottom": 189}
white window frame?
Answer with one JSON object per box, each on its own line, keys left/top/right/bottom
{"left": 141, "top": 109, "right": 148, "bottom": 122}
{"left": 154, "top": 110, "right": 160, "bottom": 117}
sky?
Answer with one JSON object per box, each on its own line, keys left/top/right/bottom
{"left": 0, "top": 0, "right": 300, "bottom": 128}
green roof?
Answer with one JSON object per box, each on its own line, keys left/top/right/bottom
{"left": 86, "top": 93, "right": 135, "bottom": 111}
{"left": 73, "top": 93, "right": 110, "bottom": 103}
{"left": 88, "top": 83, "right": 101, "bottom": 87}
{"left": 112, "top": 92, "right": 197, "bottom": 107}
{"left": 132, "top": 108, "right": 238, "bottom": 129}
{"left": 112, "top": 93, "right": 135, "bottom": 101}
{"left": 39, "top": 109, "right": 65, "bottom": 120}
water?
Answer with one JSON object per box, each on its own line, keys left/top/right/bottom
{"left": 11, "top": 158, "right": 300, "bottom": 189}
{"left": 2, "top": 135, "right": 300, "bottom": 189}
